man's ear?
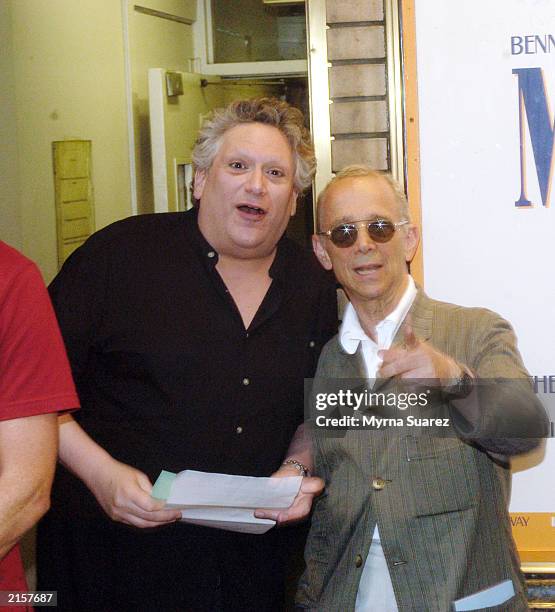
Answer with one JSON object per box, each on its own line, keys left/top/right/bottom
{"left": 404, "top": 225, "right": 420, "bottom": 263}
{"left": 193, "top": 169, "right": 207, "bottom": 200}
{"left": 312, "top": 234, "right": 333, "bottom": 270}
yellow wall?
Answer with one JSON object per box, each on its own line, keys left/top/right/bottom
{"left": 8, "top": 0, "right": 132, "bottom": 282}
{"left": 0, "top": 1, "right": 22, "bottom": 252}
{"left": 2, "top": 0, "right": 304, "bottom": 280}
{"left": 3, "top": 0, "right": 200, "bottom": 278}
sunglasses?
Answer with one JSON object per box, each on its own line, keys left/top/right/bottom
{"left": 318, "top": 218, "right": 409, "bottom": 248}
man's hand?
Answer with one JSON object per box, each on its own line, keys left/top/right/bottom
{"left": 378, "top": 319, "right": 461, "bottom": 387}
{"left": 254, "top": 467, "right": 324, "bottom": 526}
{"left": 89, "top": 458, "right": 182, "bottom": 528}
{"left": 58, "top": 416, "right": 181, "bottom": 529}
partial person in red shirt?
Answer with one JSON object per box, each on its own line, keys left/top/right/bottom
{"left": 0, "top": 241, "right": 79, "bottom": 611}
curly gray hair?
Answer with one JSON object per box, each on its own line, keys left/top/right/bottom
{"left": 192, "top": 97, "right": 316, "bottom": 202}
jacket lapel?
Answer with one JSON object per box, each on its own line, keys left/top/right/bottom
{"left": 332, "top": 342, "right": 367, "bottom": 379}
{"left": 373, "top": 288, "right": 434, "bottom": 392}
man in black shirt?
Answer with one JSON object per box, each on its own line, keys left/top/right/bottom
{"left": 37, "top": 98, "right": 337, "bottom": 611}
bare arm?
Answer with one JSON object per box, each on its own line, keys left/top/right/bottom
{"left": 58, "top": 414, "right": 181, "bottom": 528}
{"left": 0, "top": 413, "right": 58, "bottom": 560}
{"left": 280, "top": 422, "right": 314, "bottom": 473}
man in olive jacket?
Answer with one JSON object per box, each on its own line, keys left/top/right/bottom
{"left": 296, "top": 166, "right": 548, "bottom": 612}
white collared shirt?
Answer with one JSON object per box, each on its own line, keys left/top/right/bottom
{"left": 339, "top": 277, "right": 417, "bottom": 612}
{"left": 339, "top": 276, "right": 417, "bottom": 380}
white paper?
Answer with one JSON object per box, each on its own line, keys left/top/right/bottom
{"left": 165, "top": 470, "right": 302, "bottom": 534}
{"left": 180, "top": 507, "right": 275, "bottom": 534}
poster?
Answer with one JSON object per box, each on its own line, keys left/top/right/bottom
{"left": 414, "top": 0, "right": 555, "bottom": 562}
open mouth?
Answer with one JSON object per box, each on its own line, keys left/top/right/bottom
{"left": 237, "top": 204, "right": 266, "bottom": 216}
{"left": 354, "top": 263, "right": 381, "bottom": 276}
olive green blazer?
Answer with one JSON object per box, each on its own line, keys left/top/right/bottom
{"left": 296, "top": 289, "right": 548, "bottom": 612}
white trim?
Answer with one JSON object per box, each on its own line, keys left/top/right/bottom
{"left": 263, "top": 0, "right": 304, "bottom": 4}
{"left": 174, "top": 158, "right": 193, "bottom": 211}
{"left": 384, "top": 0, "right": 405, "bottom": 187}
{"left": 193, "top": 0, "right": 205, "bottom": 69}
{"left": 198, "top": 60, "right": 307, "bottom": 77}
{"left": 121, "top": 0, "right": 138, "bottom": 215}
{"left": 148, "top": 69, "right": 169, "bottom": 213}
{"left": 307, "top": 0, "right": 332, "bottom": 209}
{"left": 204, "top": 0, "right": 215, "bottom": 64}
{"left": 133, "top": 5, "right": 194, "bottom": 25}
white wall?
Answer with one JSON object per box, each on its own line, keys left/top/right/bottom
{"left": 414, "top": 0, "right": 555, "bottom": 525}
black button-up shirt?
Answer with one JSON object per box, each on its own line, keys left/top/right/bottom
{"left": 50, "top": 208, "right": 338, "bottom": 494}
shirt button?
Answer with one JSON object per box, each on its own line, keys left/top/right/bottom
{"left": 355, "top": 554, "right": 364, "bottom": 568}
{"left": 207, "top": 251, "right": 216, "bottom": 258}
{"left": 309, "top": 340, "right": 315, "bottom": 348}
{"left": 236, "top": 426, "right": 243, "bottom": 434}
{"left": 242, "top": 378, "right": 250, "bottom": 386}
{"left": 372, "top": 477, "right": 386, "bottom": 491}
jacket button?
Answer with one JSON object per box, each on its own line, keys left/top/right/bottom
{"left": 372, "top": 477, "right": 386, "bottom": 490}
{"left": 355, "top": 554, "right": 363, "bottom": 568}
{"left": 392, "top": 560, "right": 407, "bottom": 566}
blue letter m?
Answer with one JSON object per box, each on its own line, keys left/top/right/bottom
{"left": 513, "top": 67, "right": 554, "bottom": 207}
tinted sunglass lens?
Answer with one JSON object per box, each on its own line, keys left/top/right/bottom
{"left": 367, "top": 220, "right": 395, "bottom": 243}
{"left": 330, "top": 224, "right": 357, "bottom": 247}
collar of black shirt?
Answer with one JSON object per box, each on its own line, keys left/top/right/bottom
{"left": 182, "top": 206, "right": 295, "bottom": 284}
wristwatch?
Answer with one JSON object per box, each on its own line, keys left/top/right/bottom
{"left": 282, "top": 459, "right": 310, "bottom": 477}
{"left": 444, "top": 366, "right": 475, "bottom": 400}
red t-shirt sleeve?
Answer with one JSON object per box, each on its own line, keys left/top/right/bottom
{"left": 0, "top": 260, "right": 79, "bottom": 420}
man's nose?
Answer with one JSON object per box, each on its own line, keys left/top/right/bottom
{"left": 355, "top": 225, "right": 376, "bottom": 254}
{"left": 245, "top": 167, "right": 266, "bottom": 195}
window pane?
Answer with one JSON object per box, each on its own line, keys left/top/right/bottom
{"left": 211, "top": 0, "right": 307, "bottom": 63}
